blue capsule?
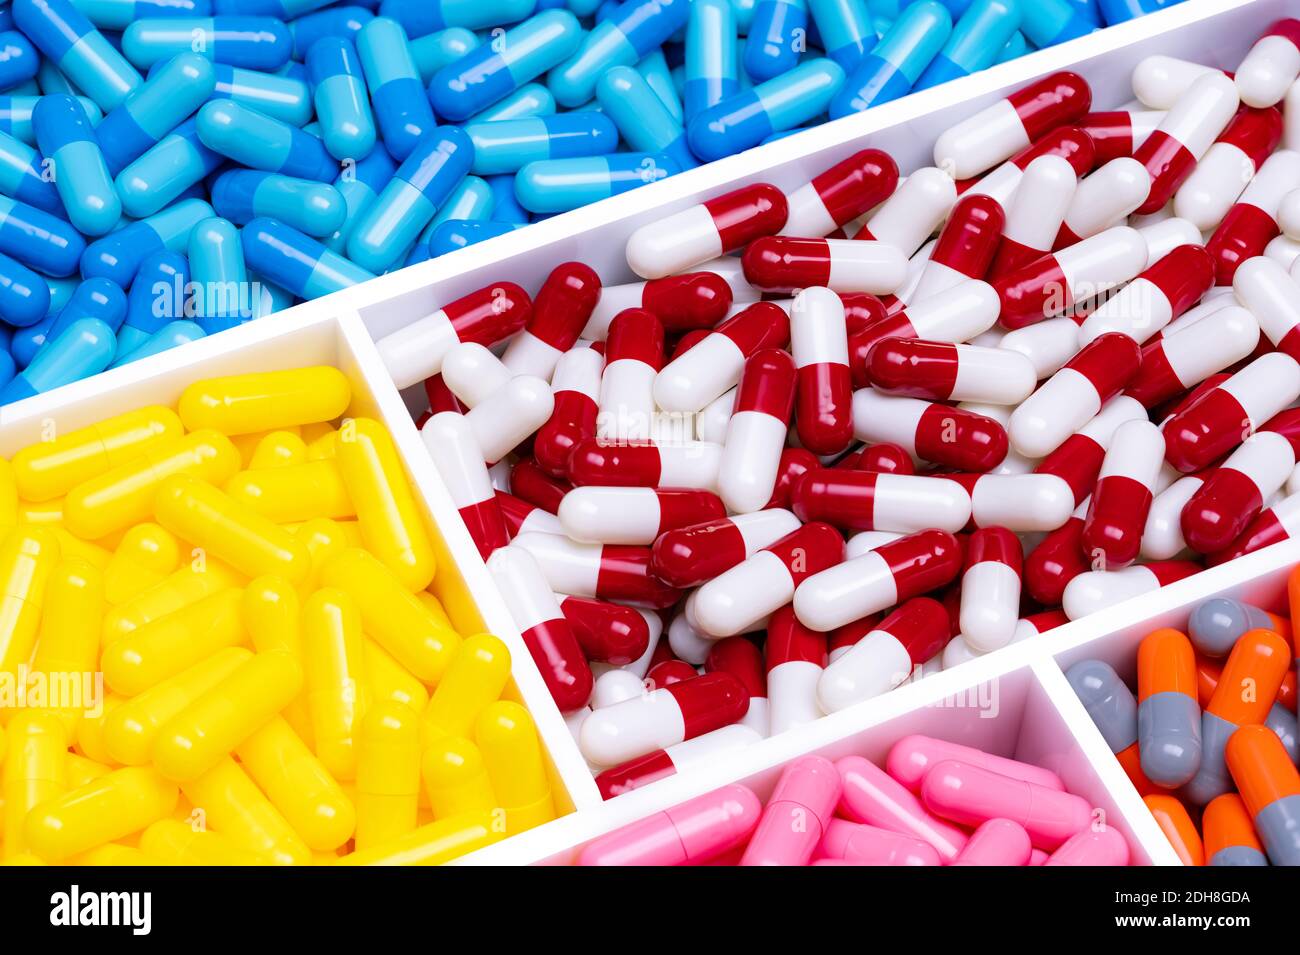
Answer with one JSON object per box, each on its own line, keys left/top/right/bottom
{"left": 120, "top": 249, "right": 189, "bottom": 354}
{"left": 915, "top": 0, "right": 1020, "bottom": 89}
{"left": 10, "top": 314, "right": 54, "bottom": 367}
{"left": 307, "top": 36, "right": 377, "bottom": 159}
{"left": 516, "top": 152, "right": 678, "bottom": 213}
{"left": 210, "top": 63, "right": 313, "bottom": 126}
{"left": 243, "top": 216, "right": 374, "bottom": 297}
{"left": 685, "top": 0, "right": 738, "bottom": 120}
{"left": 44, "top": 275, "right": 126, "bottom": 343}
{"left": 468, "top": 83, "right": 556, "bottom": 122}
{"left": 410, "top": 27, "right": 480, "bottom": 84}
{"left": 189, "top": 215, "right": 250, "bottom": 332}
{"left": 0, "top": 316, "right": 116, "bottom": 405}
{"left": 97, "top": 52, "right": 217, "bottom": 174}
{"left": 487, "top": 172, "right": 528, "bottom": 223}
{"left": 637, "top": 49, "right": 683, "bottom": 123}
{"left": 249, "top": 273, "right": 295, "bottom": 316}
{"left": 0, "top": 193, "right": 85, "bottom": 276}
{"left": 830, "top": 0, "right": 951, "bottom": 118}
{"left": 32, "top": 93, "right": 121, "bottom": 235}
{"left": 346, "top": 125, "right": 472, "bottom": 271}
{"left": 0, "top": 345, "right": 14, "bottom": 390}
{"left": 0, "top": 248, "right": 51, "bottom": 327}
{"left": 217, "top": 0, "right": 343, "bottom": 17}
{"left": 36, "top": 57, "right": 79, "bottom": 96}
{"left": 212, "top": 168, "right": 347, "bottom": 235}
{"left": 808, "top": 0, "right": 876, "bottom": 69}
{"left": 690, "top": 57, "right": 843, "bottom": 160}
{"left": 72, "top": 0, "right": 213, "bottom": 32}
{"left": 115, "top": 117, "right": 223, "bottom": 218}
{"left": 1097, "top": 0, "right": 1167, "bottom": 24}
{"left": 355, "top": 16, "right": 435, "bottom": 160}
{"left": 13, "top": 0, "right": 143, "bottom": 110}
{"left": 596, "top": 65, "right": 693, "bottom": 171}
{"left": 121, "top": 17, "right": 294, "bottom": 70}
{"left": 0, "top": 129, "right": 63, "bottom": 215}
{"left": 289, "top": 6, "right": 374, "bottom": 58}
{"left": 1068, "top": 0, "right": 1102, "bottom": 25}
{"left": 323, "top": 140, "right": 394, "bottom": 252}
{"left": 548, "top": 0, "right": 691, "bottom": 107}
{"left": 196, "top": 99, "right": 338, "bottom": 180}
{"left": 429, "top": 10, "right": 581, "bottom": 122}
{"left": 465, "top": 112, "right": 617, "bottom": 175}
{"left": 111, "top": 319, "right": 206, "bottom": 367}
{"left": 1019, "top": 0, "right": 1092, "bottom": 47}
{"left": 997, "top": 27, "right": 1030, "bottom": 62}
{"left": 426, "top": 218, "right": 520, "bottom": 256}
{"left": 566, "top": 0, "right": 602, "bottom": 16}
{"left": 0, "top": 31, "right": 40, "bottom": 90}
{"left": 377, "top": 0, "right": 536, "bottom": 38}
{"left": 81, "top": 196, "right": 213, "bottom": 284}
{"left": 745, "top": 0, "right": 808, "bottom": 83}
{"left": 423, "top": 173, "right": 493, "bottom": 232}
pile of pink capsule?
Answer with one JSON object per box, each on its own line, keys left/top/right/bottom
{"left": 375, "top": 22, "right": 1300, "bottom": 793}
{"left": 575, "top": 735, "right": 1131, "bottom": 865}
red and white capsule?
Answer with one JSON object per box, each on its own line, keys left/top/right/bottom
{"left": 1062, "top": 561, "right": 1201, "bottom": 620}
{"left": 1081, "top": 419, "right": 1165, "bottom": 569}
{"left": 496, "top": 490, "right": 564, "bottom": 537}
{"left": 961, "top": 125, "right": 1097, "bottom": 207}
{"left": 558, "top": 486, "right": 725, "bottom": 545}
{"left": 852, "top": 167, "right": 957, "bottom": 257}
{"left": 1009, "top": 332, "right": 1143, "bottom": 458}
{"left": 464, "top": 374, "right": 555, "bottom": 464}
{"left": 568, "top": 437, "right": 723, "bottom": 490}
{"left": 421, "top": 411, "right": 509, "bottom": 560}
{"left": 1133, "top": 55, "right": 1224, "bottom": 110}
{"left": 1236, "top": 19, "right": 1300, "bottom": 108}
{"left": 1175, "top": 106, "right": 1283, "bottom": 230}
{"left": 1056, "top": 158, "right": 1152, "bottom": 248}
{"left": 441, "top": 342, "right": 512, "bottom": 408}
{"left": 996, "top": 316, "right": 1084, "bottom": 381}
{"left": 959, "top": 527, "right": 1023, "bottom": 652}
{"left": 933, "top": 71, "right": 1092, "bottom": 180}
{"left": 1211, "top": 491, "right": 1300, "bottom": 565}
{"left": 1024, "top": 499, "right": 1089, "bottom": 605}
{"left": 1207, "top": 149, "right": 1300, "bottom": 285}
{"left": 741, "top": 237, "right": 907, "bottom": 295}
{"left": 990, "top": 155, "right": 1078, "bottom": 279}
{"left": 1078, "top": 110, "right": 1164, "bottom": 164}
{"left": 866, "top": 338, "right": 1036, "bottom": 406}
{"left": 779, "top": 148, "right": 899, "bottom": 238}
{"left": 510, "top": 458, "right": 572, "bottom": 513}
{"left": 560, "top": 595, "right": 652, "bottom": 666}
{"left": 790, "top": 287, "right": 854, "bottom": 455}
{"left": 765, "top": 605, "right": 828, "bottom": 736}
{"left": 852, "top": 389, "right": 1008, "bottom": 472}
{"left": 649, "top": 508, "right": 802, "bottom": 589}
{"left": 910, "top": 193, "right": 1005, "bottom": 301}
{"left": 592, "top": 723, "right": 762, "bottom": 799}
{"left": 950, "top": 472, "right": 1076, "bottom": 532}
{"left": 1232, "top": 256, "right": 1300, "bottom": 362}
{"left": 1125, "top": 304, "right": 1260, "bottom": 408}
{"left": 692, "top": 522, "right": 844, "bottom": 638}
{"left": 719, "top": 348, "right": 798, "bottom": 514}
{"left": 1140, "top": 473, "right": 1201, "bottom": 560}
{"left": 502, "top": 261, "right": 601, "bottom": 379}
{"left": 1132, "top": 72, "right": 1240, "bottom": 216}
{"left": 793, "top": 529, "right": 963, "bottom": 632}
{"left": 789, "top": 468, "right": 971, "bottom": 534}
{"left": 511, "top": 531, "right": 681, "bottom": 608}
{"left": 1078, "top": 243, "right": 1215, "bottom": 346}
{"left": 1033, "top": 395, "right": 1149, "bottom": 507}
{"left": 703, "top": 636, "right": 769, "bottom": 737}
{"left": 626, "top": 183, "right": 788, "bottom": 280}
{"left": 817, "top": 598, "right": 949, "bottom": 712}
{"left": 486, "top": 546, "right": 593, "bottom": 711}
{"left": 581, "top": 272, "right": 734, "bottom": 340}
{"left": 653, "top": 302, "right": 789, "bottom": 414}
{"left": 597, "top": 308, "right": 663, "bottom": 443}
{"left": 533, "top": 347, "right": 602, "bottom": 478}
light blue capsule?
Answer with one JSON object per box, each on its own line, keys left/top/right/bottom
{"left": 548, "top": 0, "right": 691, "bottom": 107}
{"left": 515, "top": 152, "right": 677, "bottom": 213}
{"left": 0, "top": 248, "right": 50, "bottom": 327}
{"left": 0, "top": 129, "right": 63, "bottom": 214}
{"left": 356, "top": 16, "right": 435, "bottom": 160}
{"left": 110, "top": 319, "right": 206, "bottom": 367}
{"left": 210, "top": 63, "right": 313, "bottom": 125}
{"left": 249, "top": 272, "right": 296, "bottom": 318}
{"left": 14, "top": 0, "right": 143, "bottom": 110}
{"left": 120, "top": 248, "right": 188, "bottom": 353}
{"left": 465, "top": 112, "right": 617, "bottom": 176}
{"left": 81, "top": 196, "right": 214, "bottom": 284}
{"left": 997, "top": 26, "right": 1029, "bottom": 62}
{"left": 97, "top": 52, "right": 217, "bottom": 175}
{"left": 729, "top": 0, "right": 757, "bottom": 33}
{"left": 323, "top": 141, "right": 395, "bottom": 252}
{"left": 410, "top": 27, "right": 480, "bottom": 84}
{"left": 566, "top": 0, "right": 601, "bottom": 17}
{"left": 1097, "top": 0, "right": 1166, "bottom": 24}
{"left": 914, "top": 0, "right": 1019, "bottom": 89}
{"left": 44, "top": 275, "right": 126, "bottom": 343}
{"left": 745, "top": 0, "right": 807, "bottom": 82}
{"left": 212, "top": 168, "right": 347, "bottom": 236}
{"left": 32, "top": 93, "right": 121, "bottom": 235}
{"left": 243, "top": 215, "right": 375, "bottom": 298}
{"left": 420, "top": 174, "right": 493, "bottom": 242}
{"left": 378, "top": 0, "right": 536, "bottom": 38}
{"left": 307, "top": 36, "right": 377, "bottom": 160}
{"left": 289, "top": 5, "right": 374, "bottom": 58}
{"left": 468, "top": 83, "right": 556, "bottom": 123}
{"left": 830, "top": 0, "right": 950, "bottom": 118}
{"left": 808, "top": 0, "right": 875, "bottom": 68}
{"left": 121, "top": 17, "right": 294, "bottom": 70}
{"left": 690, "top": 57, "right": 843, "bottom": 160}
{"left": 115, "top": 117, "right": 223, "bottom": 218}
{"left": 196, "top": 99, "right": 338, "bottom": 180}
{"left": 486, "top": 172, "right": 527, "bottom": 223}
{"left": 685, "top": 0, "right": 739, "bottom": 121}
{"left": 637, "top": 49, "right": 683, "bottom": 123}
{"left": 189, "top": 215, "right": 249, "bottom": 332}
{"left": 70, "top": 0, "right": 213, "bottom": 32}
{"left": 597, "top": 65, "right": 694, "bottom": 171}
{"left": 1020, "top": 0, "right": 1092, "bottom": 47}
{"left": 0, "top": 316, "right": 116, "bottom": 405}
{"left": 216, "top": 0, "right": 340, "bottom": 18}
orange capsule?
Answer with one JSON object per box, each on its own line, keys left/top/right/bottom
{"left": 1136, "top": 629, "right": 1201, "bottom": 788}
{"left": 1226, "top": 724, "right": 1300, "bottom": 866}
{"left": 1144, "top": 793, "right": 1204, "bottom": 866}
{"left": 1194, "top": 657, "right": 1296, "bottom": 711}
{"left": 1202, "top": 793, "right": 1267, "bottom": 866}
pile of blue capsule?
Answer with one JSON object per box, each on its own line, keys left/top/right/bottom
{"left": 0, "top": 0, "right": 1177, "bottom": 405}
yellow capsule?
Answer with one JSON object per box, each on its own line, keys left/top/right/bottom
{"left": 321, "top": 549, "right": 460, "bottom": 685}
{"left": 241, "top": 576, "right": 312, "bottom": 742}
{"left": 139, "top": 819, "right": 267, "bottom": 865}
{"left": 422, "top": 737, "right": 497, "bottom": 819}
{"left": 0, "top": 458, "right": 17, "bottom": 539}
{"left": 225, "top": 459, "right": 355, "bottom": 526}
{"left": 418, "top": 591, "right": 454, "bottom": 630}
{"left": 335, "top": 811, "right": 501, "bottom": 865}
{"left": 231, "top": 426, "right": 303, "bottom": 468}
{"left": 355, "top": 701, "right": 420, "bottom": 849}
{"left": 16, "top": 498, "right": 62, "bottom": 524}
{"left": 364, "top": 638, "right": 429, "bottom": 714}
{"left": 302, "top": 587, "right": 367, "bottom": 781}
{"left": 102, "top": 556, "right": 240, "bottom": 645}
{"left": 305, "top": 428, "right": 337, "bottom": 460}
{"left": 179, "top": 757, "right": 311, "bottom": 865}
{"left": 154, "top": 475, "right": 312, "bottom": 584}
{"left": 301, "top": 420, "right": 334, "bottom": 444}
{"left": 30, "top": 558, "right": 104, "bottom": 731}
{"left": 51, "top": 528, "right": 112, "bottom": 570}
{"left": 178, "top": 367, "right": 352, "bottom": 435}
{"left": 12, "top": 406, "right": 184, "bottom": 503}
{"left": 153, "top": 651, "right": 303, "bottom": 781}
{"left": 74, "top": 693, "right": 124, "bottom": 765}
{"left": 247, "top": 430, "right": 308, "bottom": 470}
{"left": 291, "top": 518, "right": 351, "bottom": 592}
{"left": 0, "top": 526, "right": 60, "bottom": 677}
{"left": 103, "top": 523, "right": 180, "bottom": 605}
{"left": 72, "top": 842, "right": 164, "bottom": 865}
{"left": 3, "top": 711, "right": 66, "bottom": 856}
{"left": 423, "top": 634, "right": 511, "bottom": 742}
{"left": 25, "top": 766, "right": 178, "bottom": 861}
{"left": 1, "top": 853, "right": 46, "bottom": 865}
{"left": 102, "top": 588, "right": 246, "bottom": 696}
{"left": 104, "top": 648, "right": 252, "bottom": 766}
{"left": 65, "top": 752, "right": 111, "bottom": 788}
{"left": 0, "top": 720, "right": 6, "bottom": 763}
{"left": 475, "top": 701, "right": 555, "bottom": 834}
{"left": 64, "top": 429, "right": 241, "bottom": 541}
{"left": 236, "top": 716, "right": 355, "bottom": 851}
{"left": 335, "top": 417, "right": 436, "bottom": 591}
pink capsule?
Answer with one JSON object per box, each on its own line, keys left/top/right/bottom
{"left": 1078, "top": 110, "right": 1163, "bottom": 164}
{"left": 910, "top": 193, "right": 1005, "bottom": 302}
{"left": 579, "top": 782, "right": 762, "bottom": 863}
{"left": 568, "top": 437, "right": 723, "bottom": 490}
{"left": 1125, "top": 305, "right": 1260, "bottom": 408}
{"left": 1181, "top": 426, "right": 1298, "bottom": 554}
{"left": 579, "top": 669, "right": 749, "bottom": 767}
{"left": 1207, "top": 149, "right": 1300, "bottom": 285}
{"left": 653, "top": 302, "right": 789, "bottom": 414}
{"left": 933, "top": 71, "right": 1092, "bottom": 180}
{"left": 501, "top": 262, "right": 601, "bottom": 379}
{"left": 960, "top": 125, "right": 1097, "bottom": 207}
{"left": 836, "top": 755, "right": 969, "bottom": 862}
{"left": 921, "top": 759, "right": 1092, "bottom": 850}
{"left": 787, "top": 287, "right": 854, "bottom": 455}
{"left": 1082, "top": 419, "right": 1165, "bottom": 569}
{"left": 1175, "top": 106, "right": 1283, "bottom": 230}
{"left": 375, "top": 281, "right": 531, "bottom": 389}
{"left": 793, "top": 528, "right": 961, "bottom": 632}
{"left": 1043, "top": 825, "right": 1130, "bottom": 865}
{"left": 741, "top": 237, "right": 907, "bottom": 295}
{"left": 463, "top": 374, "right": 554, "bottom": 464}
{"left": 1078, "top": 243, "right": 1215, "bottom": 346}
{"left": 1163, "top": 351, "right": 1300, "bottom": 473}
{"left": 496, "top": 490, "right": 564, "bottom": 538}
{"left": 1209, "top": 491, "right": 1300, "bottom": 565}
{"left": 597, "top": 308, "right": 663, "bottom": 443}
{"left": 887, "top": 735, "right": 1067, "bottom": 793}
{"left": 1236, "top": 19, "right": 1300, "bottom": 108}
{"left": 951, "top": 818, "right": 1034, "bottom": 866}
{"left": 816, "top": 597, "right": 948, "bottom": 712}
{"left": 866, "top": 338, "right": 1036, "bottom": 406}
{"left": 818, "top": 819, "right": 941, "bottom": 866}
{"left": 1009, "top": 332, "right": 1142, "bottom": 458}
{"left": 852, "top": 167, "right": 957, "bottom": 257}
{"left": 704, "top": 634, "right": 770, "bottom": 738}
{"left": 1024, "top": 500, "right": 1089, "bottom": 604}
{"left": 718, "top": 348, "right": 798, "bottom": 514}
{"left": 592, "top": 725, "right": 763, "bottom": 800}
{"left": 1132, "top": 72, "right": 1240, "bottom": 216}
{"left": 995, "top": 226, "right": 1149, "bottom": 330}
{"left": 1055, "top": 158, "right": 1152, "bottom": 248}
{"left": 790, "top": 468, "right": 971, "bottom": 534}
{"left": 1034, "top": 395, "right": 1149, "bottom": 507}
{"left": 560, "top": 594, "right": 651, "bottom": 666}
{"left": 558, "top": 486, "right": 725, "bottom": 546}
{"left": 486, "top": 546, "right": 593, "bottom": 712}
{"left": 692, "top": 522, "right": 844, "bottom": 637}
{"left": 511, "top": 531, "right": 682, "bottom": 609}
{"left": 951, "top": 472, "right": 1076, "bottom": 532}
{"left": 779, "top": 149, "right": 898, "bottom": 238}
{"left": 958, "top": 527, "right": 1022, "bottom": 652}
{"left": 1061, "top": 560, "right": 1201, "bottom": 619}
{"left": 582, "top": 272, "right": 735, "bottom": 339}
{"left": 851, "top": 389, "right": 1008, "bottom": 472}
{"left": 739, "top": 755, "right": 841, "bottom": 866}
{"left": 650, "top": 508, "right": 801, "bottom": 589}
{"left": 765, "top": 605, "right": 827, "bottom": 736}
{"left": 533, "top": 347, "right": 602, "bottom": 478}
{"left": 990, "top": 155, "right": 1078, "bottom": 279}
{"left": 421, "top": 411, "right": 509, "bottom": 560}
{"left": 626, "top": 183, "right": 788, "bottom": 280}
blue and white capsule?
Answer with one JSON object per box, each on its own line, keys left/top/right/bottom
{"left": 189, "top": 216, "right": 250, "bottom": 333}
{"left": 44, "top": 275, "right": 127, "bottom": 343}
{"left": 97, "top": 52, "right": 217, "bottom": 174}
{"left": 548, "top": 0, "right": 692, "bottom": 107}
{"left": 0, "top": 317, "right": 116, "bottom": 405}
{"left": 32, "top": 93, "right": 120, "bottom": 235}
{"left": 830, "top": 0, "right": 951, "bottom": 118}
{"left": 745, "top": 0, "right": 808, "bottom": 83}
{"left": 0, "top": 249, "right": 50, "bottom": 327}
{"left": 121, "top": 17, "right": 294, "bottom": 70}
{"left": 115, "top": 117, "right": 223, "bottom": 218}
{"left": 307, "top": 36, "right": 376, "bottom": 160}
{"left": 516, "top": 152, "right": 678, "bottom": 213}
{"left": 596, "top": 65, "right": 694, "bottom": 171}
{"left": 377, "top": 0, "right": 537, "bottom": 38}
{"left": 13, "top": 0, "right": 143, "bottom": 110}
{"left": 120, "top": 249, "right": 189, "bottom": 354}
{"left": 196, "top": 99, "right": 338, "bottom": 180}
{"left": 80, "top": 196, "right": 213, "bottom": 284}
{"left": 212, "top": 169, "right": 347, "bottom": 236}
{"left": 808, "top": 0, "right": 876, "bottom": 69}
{"left": 210, "top": 63, "right": 313, "bottom": 125}
{"left": 915, "top": 0, "right": 1020, "bottom": 90}
{"left": 355, "top": 16, "right": 436, "bottom": 160}
{"left": 0, "top": 194, "right": 84, "bottom": 276}
{"left": 685, "top": 0, "right": 739, "bottom": 120}
{"left": 465, "top": 112, "right": 617, "bottom": 176}
{"left": 243, "top": 216, "right": 375, "bottom": 298}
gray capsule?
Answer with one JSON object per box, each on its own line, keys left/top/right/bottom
{"left": 1067, "top": 659, "right": 1138, "bottom": 753}
{"left": 1183, "top": 712, "right": 1239, "bottom": 806}
{"left": 1267, "top": 702, "right": 1299, "bottom": 765}
{"left": 1138, "top": 691, "right": 1202, "bottom": 787}
{"left": 1255, "top": 794, "right": 1300, "bottom": 866}
{"left": 1188, "top": 598, "right": 1274, "bottom": 658}
{"left": 1208, "top": 845, "right": 1269, "bottom": 866}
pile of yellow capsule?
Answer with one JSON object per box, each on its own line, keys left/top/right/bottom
{"left": 0, "top": 365, "right": 557, "bottom": 865}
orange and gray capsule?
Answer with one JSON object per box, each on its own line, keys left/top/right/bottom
{"left": 1226, "top": 724, "right": 1300, "bottom": 866}
{"left": 1137, "top": 628, "right": 1202, "bottom": 788}
{"left": 1203, "top": 793, "right": 1268, "bottom": 867}
{"left": 1066, "top": 659, "right": 1155, "bottom": 796}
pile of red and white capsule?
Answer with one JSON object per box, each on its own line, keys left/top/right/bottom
{"left": 374, "top": 22, "right": 1300, "bottom": 793}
